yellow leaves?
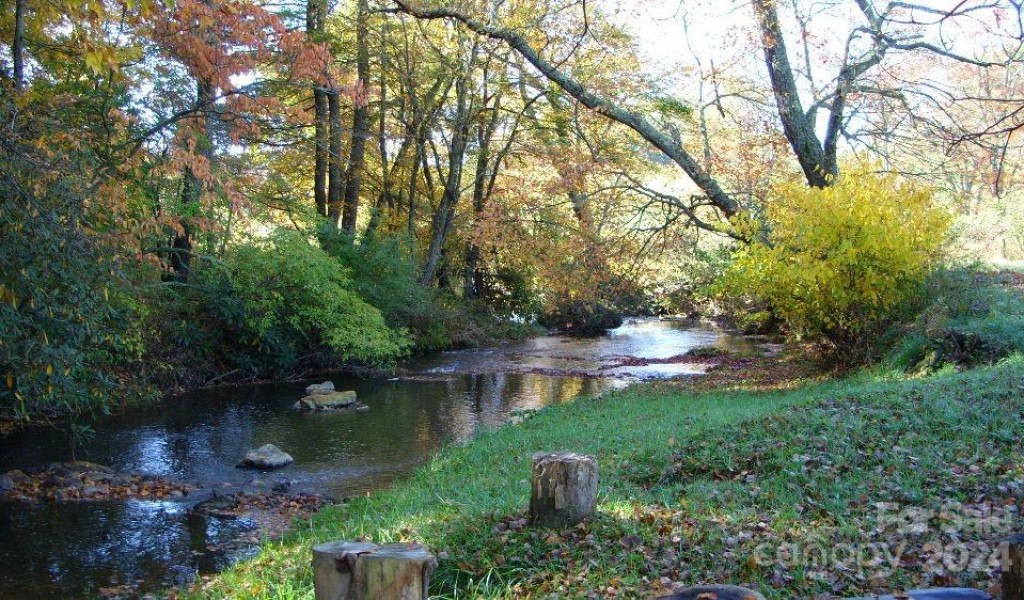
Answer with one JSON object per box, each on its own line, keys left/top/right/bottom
{"left": 719, "top": 163, "right": 951, "bottom": 345}
{"left": 46, "top": 364, "right": 54, "bottom": 376}
{"left": 5, "top": 374, "right": 12, "bottom": 389}
{"left": 83, "top": 46, "right": 120, "bottom": 76}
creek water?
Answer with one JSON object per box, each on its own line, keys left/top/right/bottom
{"left": 0, "top": 319, "right": 752, "bottom": 598}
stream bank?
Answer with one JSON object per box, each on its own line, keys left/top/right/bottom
{"left": 0, "top": 319, "right": 764, "bottom": 598}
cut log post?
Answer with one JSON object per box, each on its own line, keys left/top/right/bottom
{"left": 529, "top": 451, "right": 598, "bottom": 527}
{"left": 313, "top": 541, "right": 378, "bottom": 600}
{"left": 657, "top": 584, "right": 765, "bottom": 599}
{"left": 1003, "top": 534, "right": 1024, "bottom": 600}
{"left": 312, "top": 540, "right": 436, "bottom": 600}
{"left": 351, "top": 543, "right": 436, "bottom": 600}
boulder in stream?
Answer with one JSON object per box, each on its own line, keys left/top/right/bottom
{"left": 293, "top": 390, "right": 359, "bottom": 411}
{"left": 304, "top": 381, "right": 335, "bottom": 395}
{"left": 237, "top": 444, "right": 294, "bottom": 469}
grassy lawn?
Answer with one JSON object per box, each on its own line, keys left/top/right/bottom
{"left": 186, "top": 353, "right": 1024, "bottom": 599}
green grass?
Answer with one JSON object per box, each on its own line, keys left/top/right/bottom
{"left": 187, "top": 356, "right": 1024, "bottom": 599}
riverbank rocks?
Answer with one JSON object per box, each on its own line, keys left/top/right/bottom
{"left": 305, "top": 381, "right": 335, "bottom": 395}
{"left": 294, "top": 390, "right": 363, "bottom": 411}
{"left": 237, "top": 444, "right": 294, "bottom": 469}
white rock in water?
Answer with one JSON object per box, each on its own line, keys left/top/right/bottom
{"left": 304, "top": 381, "right": 335, "bottom": 395}
{"left": 295, "top": 390, "right": 357, "bottom": 410}
{"left": 237, "top": 444, "right": 294, "bottom": 469}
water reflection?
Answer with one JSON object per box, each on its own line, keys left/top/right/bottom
{"left": 0, "top": 373, "right": 617, "bottom": 597}
{"left": 0, "top": 499, "right": 256, "bottom": 597}
{"left": 407, "top": 319, "right": 754, "bottom": 379}
{"left": 0, "top": 320, "right": 745, "bottom": 597}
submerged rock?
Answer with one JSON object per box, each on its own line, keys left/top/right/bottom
{"left": 294, "top": 390, "right": 358, "bottom": 411}
{"left": 237, "top": 444, "right": 294, "bottom": 469}
{"left": 304, "top": 381, "right": 335, "bottom": 395}
{"left": 52, "top": 461, "right": 115, "bottom": 476}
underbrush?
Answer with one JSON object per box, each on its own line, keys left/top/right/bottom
{"left": 885, "top": 267, "right": 1024, "bottom": 373}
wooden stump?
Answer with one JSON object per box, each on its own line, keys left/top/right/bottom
{"left": 312, "top": 541, "right": 436, "bottom": 600}
{"left": 657, "top": 584, "right": 765, "bottom": 599}
{"left": 313, "top": 541, "right": 378, "bottom": 600}
{"left": 1003, "top": 534, "right": 1024, "bottom": 600}
{"left": 529, "top": 452, "right": 598, "bottom": 527}
{"left": 351, "top": 543, "right": 436, "bottom": 600}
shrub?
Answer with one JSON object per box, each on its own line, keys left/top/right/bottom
{"left": 321, "top": 231, "right": 537, "bottom": 351}
{"left": 319, "top": 231, "right": 428, "bottom": 326}
{"left": 718, "top": 166, "right": 950, "bottom": 353}
{"left": 886, "top": 267, "right": 1024, "bottom": 372}
{"left": 200, "top": 230, "right": 410, "bottom": 374}
{"left": 0, "top": 118, "right": 149, "bottom": 423}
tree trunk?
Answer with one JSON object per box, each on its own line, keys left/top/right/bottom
{"left": 464, "top": 121, "right": 491, "bottom": 299}
{"left": 327, "top": 89, "right": 344, "bottom": 226}
{"left": 314, "top": 89, "right": 329, "bottom": 216}
{"left": 313, "top": 541, "right": 378, "bottom": 600}
{"left": 312, "top": 541, "right": 436, "bottom": 600}
{"left": 752, "top": 0, "right": 830, "bottom": 187}
{"left": 420, "top": 74, "right": 471, "bottom": 285}
{"left": 12, "top": 0, "right": 25, "bottom": 91}
{"left": 171, "top": 77, "right": 214, "bottom": 283}
{"left": 529, "top": 452, "right": 598, "bottom": 527}
{"left": 342, "top": 0, "right": 370, "bottom": 235}
{"left": 307, "top": 0, "right": 328, "bottom": 216}
{"left": 407, "top": 136, "right": 423, "bottom": 235}
{"left": 365, "top": 17, "right": 389, "bottom": 238}
{"left": 353, "top": 543, "right": 435, "bottom": 599}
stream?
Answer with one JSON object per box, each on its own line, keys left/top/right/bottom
{"left": 0, "top": 319, "right": 754, "bottom": 598}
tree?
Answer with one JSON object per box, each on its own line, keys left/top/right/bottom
{"left": 391, "top": 0, "right": 1020, "bottom": 230}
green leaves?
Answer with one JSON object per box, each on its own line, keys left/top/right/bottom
{"left": 204, "top": 229, "right": 411, "bottom": 370}
{"left": 651, "top": 96, "right": 694, "bottom": 121}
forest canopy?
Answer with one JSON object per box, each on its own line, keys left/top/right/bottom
{"left": 1, "top": 0, "right": 1022, "bottom": 421}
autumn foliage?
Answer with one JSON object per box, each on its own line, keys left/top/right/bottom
{"left": 719, "top": 166, "right": 951, "bottom": 350}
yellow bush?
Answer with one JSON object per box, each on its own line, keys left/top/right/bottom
{"left": 720, "top": 166, "right": 950, "bottom": 349}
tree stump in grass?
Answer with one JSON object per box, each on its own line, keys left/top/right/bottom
{"left": 312, "top": 541, "right": 435, "bottom": 600}
{"left": 351, "top": 543, "right": 436, "bottom": 600}
{"left": 313, "top": 541, "right": 378, "bottom": 600}
{"left": 657, "top": 584, "right": 765, "bottom": 599}
{"left": 529, "top": 452, "right": 598, "bottom": 527}
{"left": 1003, "top": 533, "right": 1024, "bottom": 600}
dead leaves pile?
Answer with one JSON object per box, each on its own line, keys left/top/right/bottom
{"left": 3, "top": 462, "right": 195, "bottom": 502}
{"left": 192, "top": 491, "right": 327, "bottom": 538}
